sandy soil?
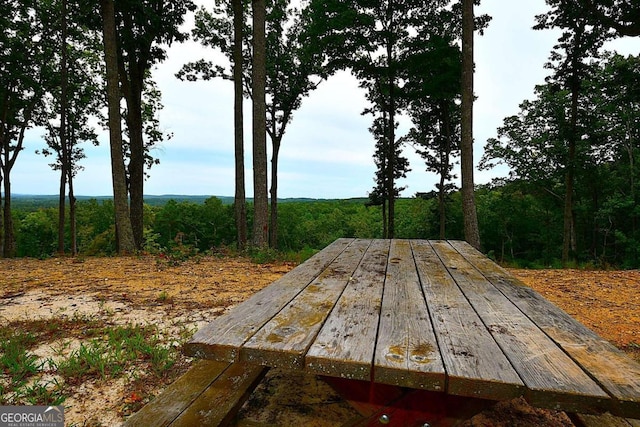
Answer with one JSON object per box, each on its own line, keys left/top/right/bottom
{"left": 0, "top": 255, "right": 638, "bottom": 426}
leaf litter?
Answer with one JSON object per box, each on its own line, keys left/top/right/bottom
{"left": 0, "top": 256, "right": 638, "bottom": 426}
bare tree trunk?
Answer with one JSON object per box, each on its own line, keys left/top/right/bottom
{"left": 67, "top": 127, "right": 77, "bottom": 256}
{"left": 625, "top": 129, "right": 637, "bottom": 263}
{"left": 68, "top": 169, "right": 77, "bottom": 256}
{"left": 233, "top": 0, "right": 247, "bottom": 250}
{"left": 382, "top": 198, "right": 388, "bottom": 239}
{"left": 0, "top": 114, "right": 30, "bottom": 257}
{"left": 58, "top": 170, "right": 66, "bottom": 254}
{"left": 385, "top": 3, "right": 396, "bottom": 239}
{"left": 251, "top": 0, "right": 268, "bottom": 248}
{"left": 562, "top": 28, "right": 583, "bottom": 265}
{"left": 124, "top": 84, "right": 145, "bottom": 250}
{"left": 57, "top": 0, "right": 69, "bottom": 255}
{"left": 387, "top": 84, "right": 396, "bottom": 239}
{"left": 101, "top": 0, "right": 135, "bottom": 254}
{"left": 438, "top": 184, "right": 446, "bottom": 239}
{"left": 0, "top": 175, "right": 3, "bottom": 257}
{"left": 563, "top": 78, "right": 579, "bottom": 264}
{"left": 2, "top": 172, "right": 15, "bottom": 257}
{"left": 439, "top": 102, "right": 453, "bottom": 240}
{"left": 269, "top": 136, "right": 281, "bottom": 248}
{"left": 461, "top": 0, "right": 481, "bottom": 249}
{"left": 380, "top": 107, "right": 390, "bottom": 239}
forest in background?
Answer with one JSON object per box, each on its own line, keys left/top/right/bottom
{"left": 9, "top": 178, "right": 640, "bottom": 269}
{"left": 2, "top": 1, "right": 639, "bottom": 266}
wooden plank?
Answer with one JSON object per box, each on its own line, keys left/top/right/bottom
{"left": 432, "top": 241, "right": 610, "bottom": 414}
{"left": 240, "top": 239, "right": 372, "bottom": 369}
{"left": 373, "top": 239, "right": 446, "bottom": 391}
{"left": 306, "top": 239, "right": 390, "bottom": 380}
{"left": 451, "top": 240, "right": 640, "bottom": 419}
{"left": 411, "top": 240, "right": 524, "bottom": 401}
{"left": 123, "top": 360, "right": 229, "bottom": 427}
{"left": 169, "top": 362, "right": 268, "bottom": 427}
{"left": 183, "top": 238, "right": 354, "bottom": 361}
{"left": 569, "top": 412, "right": 634, "bottom": 427}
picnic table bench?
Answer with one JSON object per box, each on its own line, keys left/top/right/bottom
{"left": 131, "top": 239, "right": 640, "bottom": 426}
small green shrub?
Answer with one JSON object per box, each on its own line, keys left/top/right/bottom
{"left": 248, "top": 247, "right": 279, "bottom": 264}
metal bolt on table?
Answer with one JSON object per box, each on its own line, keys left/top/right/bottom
{"left": 378, "top": 414, "right": 390, "bottom": 424}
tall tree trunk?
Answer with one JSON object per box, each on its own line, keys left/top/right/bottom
{"left": 626, "top": 131, "right": 637, "bottom": 263}
{"left": 461, "top": 0, "right": 481, "bottom": 249}
{"left": 438, "top": 174, "right": 446, "bottom": 239}
{"left": 385, "top": 3, "right": 396, "bottom": 240}
{"left": 380, "top": 104, "right": 390, "bottom": 239}
{"left": 233, "top": 0, "right": 247, "bottom": 250}
{"left": 116, "top": 11, "right": 152, "bottom": 251}
{"left": 57, "top": 0, "right": 69, "bottom": 255}
{"left": 58, "top": 169, "right": 66, "bottom": 254}
{"left": 562, "top": 148, "right": 576, "bottom": 264}
{"left": 379, "top": 112, "right": 388, "bottom": 239}
{"left": 251, "top": 0, "right": 268, "bottom": 248}
{"left": 0, "top": 175, "right": 3, "bottom": 257}
{"left": 101, "top": 0, "right": 135, "bottom": 254}
{"left": 1, "top": 97, "right": 6, "bottom": 256}
{"left": 2, "top": 171, "right": 15, "bottom": 258}
{"left": 68, "top": 167, "right": 77, "bottom": 256}
{"left": 387, "top": 84, "right": 396, "bottom": 239}
{"left": 124, "top": 82, "right": 145, "bottom": 250}
{"left": 1, "top": 109, "right": 30, "bottom": 257}
{"left": 563, "top": 73, "right": 579, "bottom": 264}
{"left": 269, "top": 136, "right": 281, "bottom": 248}
{"left": 438, "top": 102, "right": 453, "bottom": 240}
{"left": 382, "top": 198, "right": 388, "bottom": 239}
{"left": 562, "top": 27, "right": 583, "bottom": 265}
{"left": 67, "top": 126, "right": 77, "bottom": 255}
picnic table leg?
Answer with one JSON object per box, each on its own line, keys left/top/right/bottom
{"left": 322, "top": 377, "right": 495, "bottom": 427}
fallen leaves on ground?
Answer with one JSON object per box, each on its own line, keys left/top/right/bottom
{"left": 0, "top": 255, "right": 293, "bottom": 311}
{"left": 511, "top": 268, "right": 640, "bottom": 350}
{"left": 0, "top": 255, "right": 638, "bottom": 426}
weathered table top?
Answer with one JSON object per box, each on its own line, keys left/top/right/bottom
{"left": 185, "top": 238, "right": 640, "bottom": 419}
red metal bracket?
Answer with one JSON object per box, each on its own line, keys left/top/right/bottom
{"left": 321, "top": 377, "right": 496, "bottom": 427}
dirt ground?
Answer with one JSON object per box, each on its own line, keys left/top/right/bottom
{"left": 0, "top": 255, "right": 638, "bottom": 426}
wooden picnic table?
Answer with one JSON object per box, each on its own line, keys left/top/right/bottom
{"left": 184, "top": 239, "right": 640, "bottom": 426}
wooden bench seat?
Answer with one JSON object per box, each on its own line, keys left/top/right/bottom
{"left": 123, "top": 360, "right": 268, "bottom": 427}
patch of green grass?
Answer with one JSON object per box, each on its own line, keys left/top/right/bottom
{"left": 56, "top": 325, "right": 178, "bottom": 381}
{"left": 109, "top": 325, "right": 177, "bottom": 376}
{"left": 156, "top": 290, "right": 174, "bottom": 304}
{"left": 3, "top": 316, "right": 104, "bottom": 343}
{"left": 0, "top": 330, "right": 38, "bottom": 349}
{"left": 18, "top": 379, "right": 66, "bottom": 406}
{"left": 0, "top": 320, "right": 186, "bottom": 406}
{"left": 0, "top": 331, "right": 41, "bottom": 383}
{"left": 55, "top": 341, "right": 114, "bottom": 381}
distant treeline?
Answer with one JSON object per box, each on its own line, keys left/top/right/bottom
{"left": 9, "top": 182, "right": 640, "bottom": 268}
{"left": 9, "top": 195, "right": 339, "bottom": 210}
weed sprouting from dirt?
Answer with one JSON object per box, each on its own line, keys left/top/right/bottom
{"left": 0, "top": 331, "right": 40, "bottom": 383}
{"left": 0, "top": 319, "right": 189, "bottom": 406}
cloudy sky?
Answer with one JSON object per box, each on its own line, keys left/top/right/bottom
{"left": 13, "top": 0, "right": 638, "bottom": 198}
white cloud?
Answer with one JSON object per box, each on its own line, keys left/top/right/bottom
{"left": 12, "top": 0, "right": 638, "bottom": 198}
